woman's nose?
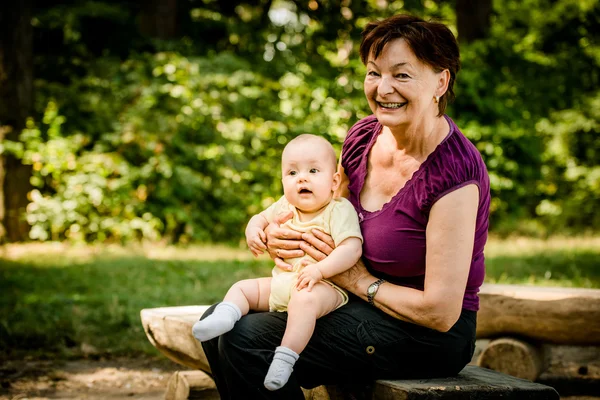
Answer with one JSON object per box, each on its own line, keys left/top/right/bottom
{"left": 378, "top": 76, "right": 394, "bottom": 96}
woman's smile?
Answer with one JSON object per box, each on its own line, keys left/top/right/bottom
{"left": 377, "top": 101, "right": 407, "bottom": 110}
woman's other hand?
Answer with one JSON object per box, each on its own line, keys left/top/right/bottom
{"left": 264, "top": 210, "right": 304, "bottom": 271}
{"left": 300, "top": 229, "right": 335, "bottom": 261}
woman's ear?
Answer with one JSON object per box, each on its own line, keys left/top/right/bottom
{"left": 435, "top": 69, "right": 450, "bottom": 98}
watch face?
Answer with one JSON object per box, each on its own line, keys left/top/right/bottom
{"left": 368, "top": 284, "right": 376, "bottom": 295}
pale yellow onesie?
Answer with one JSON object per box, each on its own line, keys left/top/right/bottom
{"left": 262, "top": 196, "right": 363, "bottom": 312}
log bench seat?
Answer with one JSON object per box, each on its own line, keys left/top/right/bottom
{"left": 141, "top": 284, "right": 600, "bottom": 399}
{"left": 162, "top": 366, "right": 559, "bottom": 399}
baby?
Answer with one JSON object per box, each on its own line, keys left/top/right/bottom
{"left": 192, "top": 134, "right": 362, "bottom": 390}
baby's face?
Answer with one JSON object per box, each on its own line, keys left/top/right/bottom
{"left": 281, "top": 140, "right": 338, "bottom": 214}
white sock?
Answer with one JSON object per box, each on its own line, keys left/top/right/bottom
{"left": 192, "top": 302, "right": 242, "bottom": 342}
{"left": 264, "top": 346, "right": 299, "bottom": 391}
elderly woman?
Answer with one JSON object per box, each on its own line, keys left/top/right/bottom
{"left": 200, "top": 13, "right": 490, "bottom": 399}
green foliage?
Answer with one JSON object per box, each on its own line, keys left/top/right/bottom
{"left": 14, "top": 49, "right": 358, "bottom": 243}
{"left": 8, "top": 0, "right": 599, "bottom": 243}
{"left": 453, "top": 0, "right": 599, "bottom": 235}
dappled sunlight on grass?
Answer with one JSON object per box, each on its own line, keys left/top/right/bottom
{"left": 1, "top": 237, "right": 598, "bottom": 359}
{"left": 0, "top": 241, "right": 265, "bottom": 264}
{"left": 485, "top": 235, "right": 600, "bottom": 257}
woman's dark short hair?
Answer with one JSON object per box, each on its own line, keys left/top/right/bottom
{"left": 360, "top": 14, "right": 460, "bottom": 116}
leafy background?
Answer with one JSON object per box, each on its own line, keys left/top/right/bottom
{"left": 3, "top": 0, "right": 599, "bottom": 244}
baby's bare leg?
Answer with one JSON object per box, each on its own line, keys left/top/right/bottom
{"left": 264, "top": 283, "right": 342, "bottom": 391}
{"left": 193, "top": 277, "right": 271, "bottom": 342}
{"left": 282, "top": 282, "right": 343, "bottom": 353}
{"left": 224, "top": 277, "right": 272, "bottom": 314}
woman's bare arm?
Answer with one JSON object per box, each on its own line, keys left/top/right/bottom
{"left": 304, "top": 184, "right": 479, "bottom": 332}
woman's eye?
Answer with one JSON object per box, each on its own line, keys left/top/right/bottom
{"left": 396, "top": 73, "right": 410, "bottom": 79}
{"left": 367, "top": 71, "right": 380, "bottom": 77}
{"left": 310, "top": 168, "right": 318, "bottom": 173}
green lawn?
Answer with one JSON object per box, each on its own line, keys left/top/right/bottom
{"left": 1, "top": 237, "right": 598, "bottom": 360}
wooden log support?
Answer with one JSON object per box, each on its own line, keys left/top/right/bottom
{"left": 141, "top": 305, "right": 211, "bottom": 371}
{"left": 477, "top": 337, "right": 546, "bottom": 381}
{"left": 165, "top": 370, "right": 217, "bottom": 400}
{"left": 477, "top": 284, "right": 600, "bottom": 345}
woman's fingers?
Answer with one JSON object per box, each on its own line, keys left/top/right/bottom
{"left": 300, "top": 242, "right": 327, "bottom": 261}
{"left": 270, "top": 237, "right": 304, "bottom": 250}
{"left": 274, "top": 257, "right": 293, "bottom": 271}
{"left": 276, "top": 248, "right": 304, "bottom": 259}
{"left": 301, "top": 229, "right": 335, "bottom": 257}
{"left": 311, "top": 228, "right": 336, "bottom": 249}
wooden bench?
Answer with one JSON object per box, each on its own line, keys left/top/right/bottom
{"left": 141, "top": 284, "right": 600, "bottom": 399}
{"left": 161, "top": 366, "right": 559, "bottom": 399}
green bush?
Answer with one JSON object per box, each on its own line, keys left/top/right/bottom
{"left": 11, "top": 51, "right": 358, "bottom": 243}
{"left": 4, "top": 0, "right": 598, "bottom": 243}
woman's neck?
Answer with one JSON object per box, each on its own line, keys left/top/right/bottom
{"left": 384, "top": 116, "right": 449, "bottom": 161}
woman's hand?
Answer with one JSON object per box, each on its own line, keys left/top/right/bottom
{"left": 299, "top": 229, "right": 336, "bottom": 261}
{"left": 329, "top": 259, "right": 372, "bottom": 293}
{"left": 264, "top": 210, "right": 304, "bottom": 271}
{"left": 300, "top": 229, "right": 372, "bottom": 292}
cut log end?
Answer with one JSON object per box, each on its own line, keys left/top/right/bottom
{"left": 164, "top": 370, "right": 216, "bottom": 400}
{"left": 477, "top": 337, "right": 546, "bottom": 381}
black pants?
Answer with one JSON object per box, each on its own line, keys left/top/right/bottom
{"left": 201, "top": 295, "right": 476, "bottom": 400}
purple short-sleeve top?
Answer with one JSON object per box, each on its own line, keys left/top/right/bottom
{"left": 341, "top": 115, "right": 490, "bottom": 311}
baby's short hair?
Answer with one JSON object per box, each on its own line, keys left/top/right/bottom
{"left": 284, "top": 134, "right": 337, "bottom": 170}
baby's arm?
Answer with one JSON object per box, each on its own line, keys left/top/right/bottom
{"left": 245, "top": 213, "right": 269, "bottom": 257}
{"left": 296, "top": 236, "right": 362, "bottom": 291}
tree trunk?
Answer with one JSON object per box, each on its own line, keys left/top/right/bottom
{"left": 456, "top": 0, "right": 492, "bottom": 43}
{"left": 138, "top": 0, "right": 178, "bottom": 39}
{"left": 0, "top": 0, "right": 33, "bottom": 242}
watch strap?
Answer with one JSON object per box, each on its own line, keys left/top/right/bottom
{"left": 367, "top": 278, "right": 386, "bottom": 305}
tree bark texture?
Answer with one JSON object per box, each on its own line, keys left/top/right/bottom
{"left": 139, "top": 0, "right": 178, "bottom": 39}
{"left": 0, "top": 0, "right": 34, "bottom": 242}
{"left": 456, "top": 0, "right": 492, "bottom": 43}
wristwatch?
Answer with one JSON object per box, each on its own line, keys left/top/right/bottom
{"left": 367, "top": 278, "right": 386, "bottom": 305}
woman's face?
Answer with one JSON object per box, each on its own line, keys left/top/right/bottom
{"left": 364, "top": 38, "right": 445, "bottom": 130}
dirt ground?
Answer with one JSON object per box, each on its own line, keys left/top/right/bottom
{"left": 0, "top": 357, "right": 196, "bottom": 400}
{"left": 1, "top": 356, "right": 598, "bottom": 400}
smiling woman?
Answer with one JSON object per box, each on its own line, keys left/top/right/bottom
{"left": 199, "top": 14, "right": 491, "bottom": 399}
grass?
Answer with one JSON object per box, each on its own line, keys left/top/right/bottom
{"left": 1, "top": 237, "right": 598, "bottom": 360}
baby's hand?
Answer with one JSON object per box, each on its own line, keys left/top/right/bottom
{"left": 246, "top": 227, "right": 267, "bottom": 257}
{"left": 296, "top": 263, "right": 323, "bottom": 291}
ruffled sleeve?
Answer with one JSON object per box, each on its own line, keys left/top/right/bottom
{"left": 416, "top": 122, "right": 487, "bottom": 214}
{"left": 341, "top": 115, "right": 380, "bottom": 208}
{"left": 341, "top": 115, "right": 379, "bottom": 176}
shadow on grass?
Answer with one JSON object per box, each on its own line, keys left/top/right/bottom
{"left": 0, "top": 256, "right": 272, "bottom": 359}
{"left": 1, "top": 247, "right": 598, "bottom": 360}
